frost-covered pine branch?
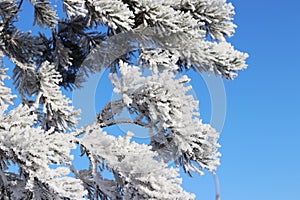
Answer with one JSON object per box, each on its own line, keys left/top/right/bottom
{"left": 0, "top": 69, "right": 86, "bottom": 199}
{"left": 0, "top": 0, "right": 247, "bottom": 199}
{"left": 37, "top": 61, "right": 80, "bottom": 131}
{"left": 109, "top": 61, "right": 221, "bottom": 175}
{"left": 76, "top": 123, "right": 195, "bottom": 199}
{"left": 0, "top": 65, "right": 16, "bottom": 114}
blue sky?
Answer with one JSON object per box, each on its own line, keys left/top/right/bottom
{"left": 4, "top": 0, "right": 300, "bottom": 199}
{"left": 214, "top": 1, "right": 300, "bottom": 199}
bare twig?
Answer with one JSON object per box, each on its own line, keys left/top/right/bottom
{"left": 213, "top": 172, "right": 221, "bottom": 200}
{"left": 17, "top": 0, "right": 24, "bottom": 11}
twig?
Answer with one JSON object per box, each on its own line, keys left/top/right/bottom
{"left": 99, "top": 118, "right": 149, "bottom": 128}
{"left": 17, "top": 0, "right": 24, "bottom": 11}
{"left": 213, "top": 172, "right": 221, "bottom": 200}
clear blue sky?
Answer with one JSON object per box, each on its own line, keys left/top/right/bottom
{"left": 213, "top": 1, "right": 300, "bottom": 199}
{"left": 5, "top": 1, "right": 300, "bottom": 200}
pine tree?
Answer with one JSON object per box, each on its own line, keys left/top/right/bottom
{"left": 0, "top": 0, "right": 248, "bottom": 199}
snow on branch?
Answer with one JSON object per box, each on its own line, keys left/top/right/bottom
{"left": 77, "top": 123, "right": 195, "bottom": 199}
{"left": 62, "top": 0, "right": 87, "bottom": 18}
{"left": 126, "top": 0, "right": 200, "bottom": 34}
{"left": 29, "top": 0, "right": 58, "bottom": 28}
{"left": 147, "top": 31, "right": 248, "bottom": 79}
{"left": 88, "top": 26, "right": 248, "bottom": 79}
{"left": 0, "top": 0, "right": 247, "bottom": 199}
{"left": 0, "top": 0, "right": 18, "bottom": 23}
{"left": 173, "top": 0, "right": 237, "bottom": 41}
{"left": 37, "top": 61, "right": 80, "bottom": 131}
{"left": 85, "top": 0, "right": 135, "bottom": 30}
{"left": 109, "top": 61, "right": 221, "bottom": 175}
{"left": 175, "top": 39, "right": 249, "bottom": 79}
{"left": 0, "top": 106, "right": 86, "bottom": 199}
{"left": 0, "top": 65, "right": 16, "bottom": 114}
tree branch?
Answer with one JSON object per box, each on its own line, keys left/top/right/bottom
{"left": 17, "top": 0, "right": 24, "bottom": 11}
{"left": 96, "top": 99, "right": 150, "bottom": 128}
{"left": 98, "top": 118, "right": 149, "bottom": 128}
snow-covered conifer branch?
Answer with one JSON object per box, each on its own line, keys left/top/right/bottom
{"left": 173, "top": 0, "right": 237, "bottom": 41}
{"left": 84, "top": 26, "right": 247, "bottom": 79}
{"left": 0, "top": 0, "right": 18, "bottom": 23}
{"left": 143, "top": 30, "right": 248, "bottom": 79}
{"left": 85, "top": 0, "right": 135, "bottom": 30}
{"left": 0, "top": 65, "right": 16, "bottom": 114}
{"left": 62, "top": 0, "right": 87, "bottom": 18}
{"left": 0, "top": 0, "right": 247, "bottom": 199}
{"left": 37, "top": 61, "right": 80, "bottom": 131}
{"left": 0, "top": 106, "right": 86, "bottom": 199}
{"left": 123, "top": 0, "right": 200, "bottom": 35}
{"left": 29, "top": 0, "right": 58, "bottom": 28}
{"left": 77, "top": 123, "right": 195, "bottom": 199}
{"left": 168, "top": 37, "right": 249, "bottom": 79}
{"left": 109, "top": 61, "right": 221, "bottom": 175}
